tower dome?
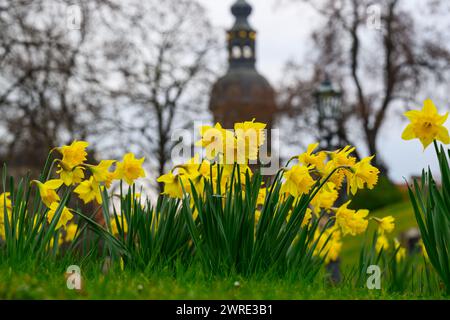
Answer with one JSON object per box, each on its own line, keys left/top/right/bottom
{"left": 231, "top": 0, "right": 252, "bottom": 19}
{"left": 209, "top": 0, "right": 277, "bottom": 129}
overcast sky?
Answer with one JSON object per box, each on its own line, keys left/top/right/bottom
{"left": 198, "top": 0, "right": 442, "bottom": 183}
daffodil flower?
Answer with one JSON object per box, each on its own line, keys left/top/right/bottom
{"left": 374, "top": 216, "right": 395, "bottom": 235}
{"left": 58, "top": 140, "right": 89, "bottom": 169}
{"left": 310, "top": 182, "right": 338, "bottom": 216}
{"left": 402, "top": 99, "right": 450, "bottom": 149}
{"left": 46, "top": 202, "right": 73, "bottom": 230}
{"left": 196, "top": 123, "right": 237, "bottom": 163}
{"left": 0, "top": 192, "right": 12, "bottom": 239}
{"left": 56, "top": 160, "right": 85, "bottom": 186}
{"left": 376, "top": 234, "right": 389, "bottom": 253}
{"left": 74, "top": 177, "right": 103, "bottom": 204}
{"left": 64, "top": 223, "right": 78, "bottom": 243}
{"left": 110, "top": 217, "right": 128, "bottom": 236}
{"left": 335, "top": 201, "right": 369, "bottom": 236}
{"left": 394, "top": 239, "right": 406, "bottom": 263}
{"left": 157, "top": 171, "right": 183, "bottom": 199}
{"left": 234, "top": 119, "right": 266, "bottom": 163}
{"left": 322, "top": 145, "right": 357, "bottom": 190}
{"left": 298, "top": 143, "right": 327, "bottom": 171}
{"left": 313, "top": 226, "right": 342, "bottom": 264}
{"left": 281, "top": 164, "right": 315, "bottom": 198}
{"left": 32, "top": 179, "right": 64, "bottom": 207}
{"left": 114, "top": 153, "right": 145, "bottom": 185}
{"left": 86, "top": 160, "right": 116, "bottom": 183}
{"left": 348, "top": 156, "right": 380, "bottom": 195}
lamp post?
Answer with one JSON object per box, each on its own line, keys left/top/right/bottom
{"left": 314, "top": 77, "right": 345, "bottom": 283}
{"left": 314, "top": 77, "right": 344, "bottom": 151}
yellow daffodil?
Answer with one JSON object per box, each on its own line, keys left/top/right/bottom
{"left": 87, "top": 160, "right": 116, "bottom": 183}
{"left": 104, "top": 172, "right": 116, "bottom": 189}
{"left": 323, "top": 145, "right": 357, "bottom": 189}
{"left": 56, "top": 161, "right": 85, "bottom": 186}
{"left": 211, "top": 165, "right": 230, "bottom": 193}
{"left": 330, "top": 145, "right": 357, "bottom": 167}
{"left": 302, "top": 208, "right": 313, "bottom": 228}
{"left": 198, "top": 158, "right": 212, "bottom": 178}
{"left": 349, "top": 156, "right": 380, "bottom": 195}
{"left": 281, "top": 165, "right": 315, "bottom": 198}
{"left": 394, "top": 239, "right": 406, "bottom": 263}
{"left": 287, "top": 208, "right": 312, "bottom": 228}
{"left": 49, "top": 236, "right": 64, "bottom": 249}
{"left": 32, "top": 215, "right": 43, "bottom": 232}
{"left": 313, "top": 227, "right": 342, "bottom": 264}
{"left": 0, "top": 192, "right": 12, "bottom": 239}
{"left": 255, "top": 210, "right": 262, "bottom": 224}
{"left": 335, "top": 201, "right": 369, "bottom": 236}
{"left": 181, "top": 155, "right": 214, "bottom": 194}
{"left": 157, "top": 171, "right": 183, "bottom": 199}
{"left": 402, "top": 99, "right": 449, "bottom": 149}
{"left": 178, "top": 154, "right": 202, "bottom": 175}
{"left": 47, "top": 202, "right": 73, "bottom": 230}
{"left": 196, "top": 123, "right": 236, "bottom": 163}
{"left": 310, "top": 182, "right": 338, "bottom": 215}
{"left": 256, "top": 187, "right": 266, "bottom": 206}
{"left": 176, "top": 154, "right": 206, "bottom": 193}
{"left": 234, "top": 119, "right": 266, "bottom": 162}
{"left": 0, "top": 192, "right": 12, "bottom": 215}
{"left": 375, "top": 215, "right": 395, "bottom": 234}
{"left": 111, "top": 217, "right": 128, "bottom": 236}
{"left": 32, "top": 179, "right": 64, "bottom": 207}
{"left": 196, "top": 123, "right": 225, "bottom": 149}
{"left": 74, "top": 177, "right": 103, "bottom": 204}
{"left": 114, "top": 153, "right": 146, "bottom": 185}
{"left": 376, "top": 234, "right": 389, "bottom": 253}
{"left": 298, "top": 143, "right": 327, "bottom": 171}
{"left": 58, "top": 140, "right": 89, "bottom": 168}
{"left": 64, "top": 223, "right": 78, "bottom": 243}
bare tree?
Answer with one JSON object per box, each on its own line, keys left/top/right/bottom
{"left": 99, "top": 0, "right": 218, "bottom": 187}
{"left": 280, "top": 0, "right": 450, "bottom": 173}
{"left": 0, "top": 0, "right": 217, "bottom": 186}
{"left": 0, "top": 0, "right": 115, "bottom": 172}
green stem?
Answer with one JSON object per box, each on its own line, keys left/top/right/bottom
{"left": 433, "top": 140, "right": 440, "bottom": 160}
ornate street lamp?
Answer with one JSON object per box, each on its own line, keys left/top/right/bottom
{"left": 314, "top": 77, "right": 344, "bottom": 151}
{"left": 313, "top": 77, "right": 346, "bottom": 283}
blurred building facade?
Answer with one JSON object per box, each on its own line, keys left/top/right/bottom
{"left": 209, "top": 0, "right": 277, "bottom": 129}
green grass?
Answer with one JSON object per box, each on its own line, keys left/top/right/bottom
{"left": 0, "top": 262, "right": 443, "bottom": 300}
{"left": 341, "top": 201, "right": 417, "bottom": 267}
{"left": 2, "top": 200, "right": 440, "bottom": 300}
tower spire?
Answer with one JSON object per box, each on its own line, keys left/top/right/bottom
{"left": 209, "top": 0, "right": 277, "bottom": 130}
{"left": 227, "top": 0, "right": 256, "bottom": 69}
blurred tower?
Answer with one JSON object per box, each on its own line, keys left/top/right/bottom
{"left": 209, "top": 0, "right": 277, "bottom": 129}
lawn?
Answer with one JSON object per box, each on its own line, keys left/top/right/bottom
{"left": 0, "top": 262, "right": 441, "bottom": 300}
{"left": 1, "top": 201, "right": 440, "bottom": 300}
